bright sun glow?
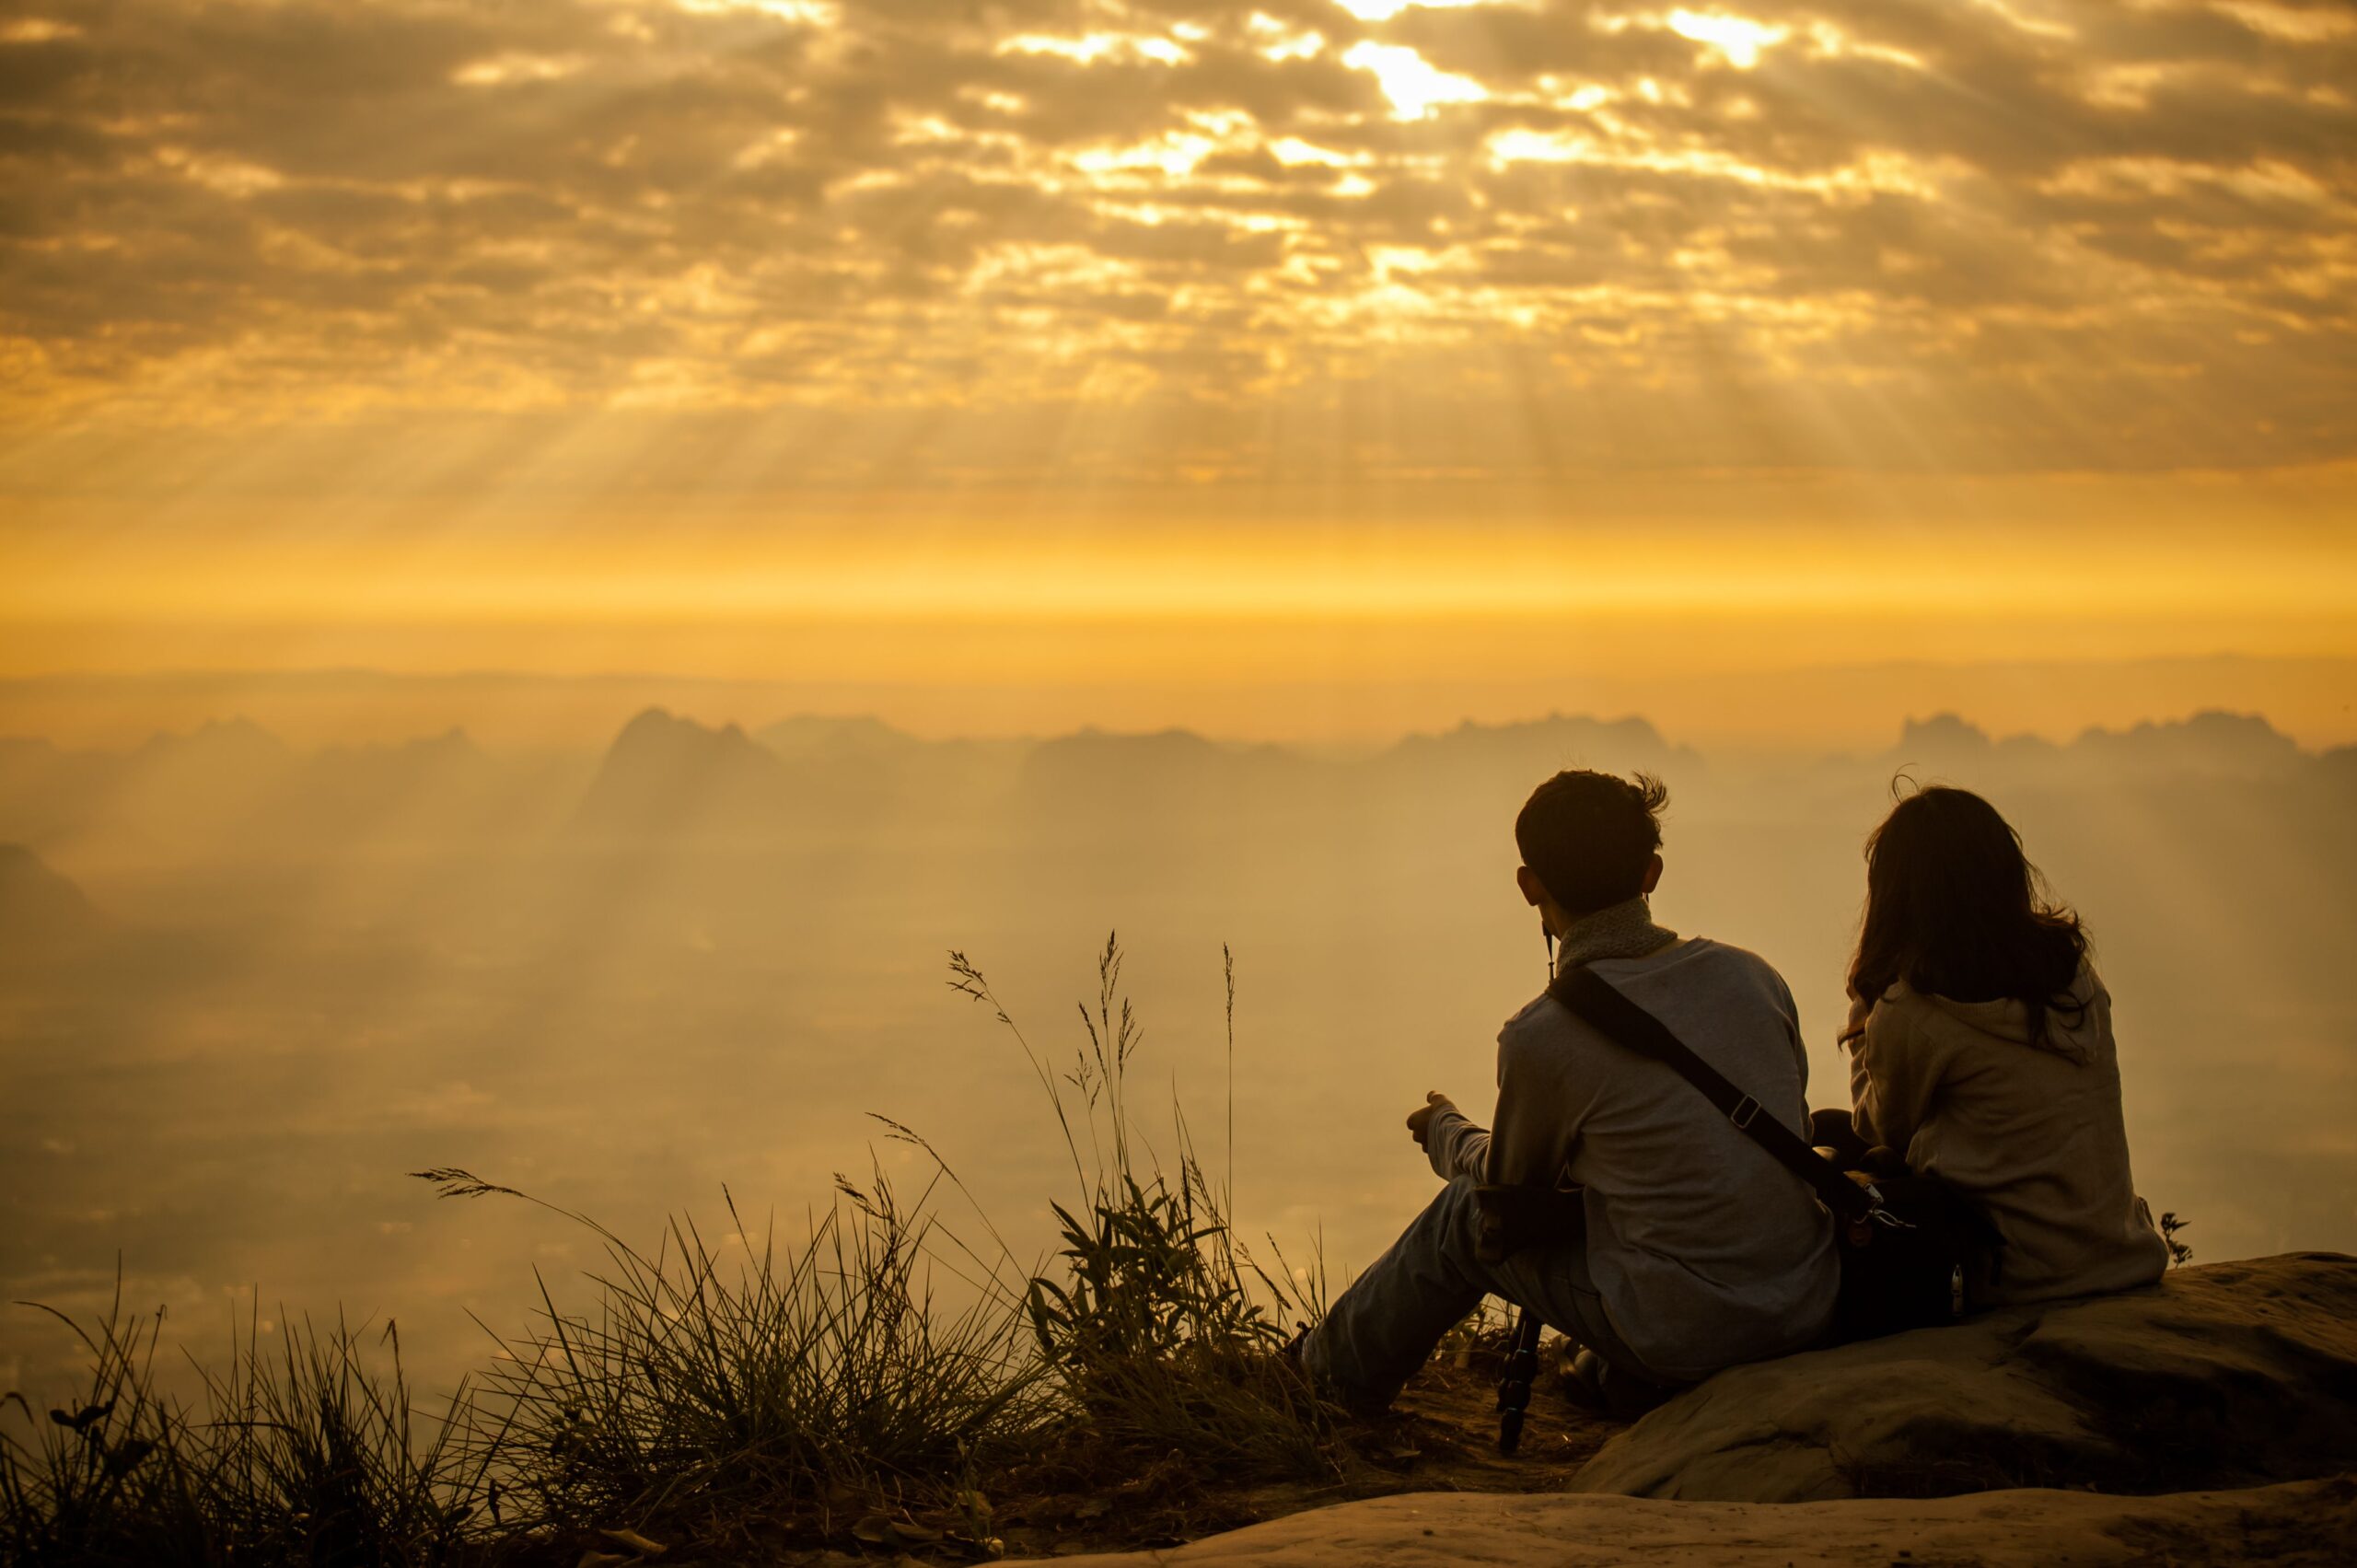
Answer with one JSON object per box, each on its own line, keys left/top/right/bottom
{"left": 1341, "top": 41, "right": 1488, "bottom": 118}
{"left": 1245, "top": 12, "right": 1325, "bottom": 58}
{"left": 1667, "top": 9, "right": 1789, "bottom": 67}
{"left": 451, "top": 52, "right": 586, "bottom": 87}
{"left": 1001, "top": 31, "right": 1190, "bottom": 64}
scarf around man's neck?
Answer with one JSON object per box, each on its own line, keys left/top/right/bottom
{"left": 1551, "top": 895, "right": 1679, "bottom": 971}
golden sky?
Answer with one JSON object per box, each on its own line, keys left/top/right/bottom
{"left": 1, "top": 0, "right": 2353, "bottom": 743}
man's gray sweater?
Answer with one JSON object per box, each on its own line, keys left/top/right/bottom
{"left": 1422, "top": 936, "right": 1840, "bottom": 1382}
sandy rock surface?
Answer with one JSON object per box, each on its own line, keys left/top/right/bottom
{"left": 1012, "top": 1475, "right": 2356, "bottom": 1566}
{"left": 1573, "top": 1252, "right": 2357, "bottom": 1503}
{"left": 1003, "top": 1257, "right": 2357, "bottom": 1565}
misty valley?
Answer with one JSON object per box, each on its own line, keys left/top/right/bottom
{"left": 3, "top": 707, "right": 2352, "bottom": 1405}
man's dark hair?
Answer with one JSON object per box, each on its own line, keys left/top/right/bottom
{"left": 1515, "top": 769, "right": 1669, "bottom": 916}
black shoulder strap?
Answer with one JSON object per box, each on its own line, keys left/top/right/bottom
{"left": 1548, "top": 966, "right": 1874, "bottom": 1226}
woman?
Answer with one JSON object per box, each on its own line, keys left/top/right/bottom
{"left": 1829, "top": 785, "right": 2169, "bottom": 1307}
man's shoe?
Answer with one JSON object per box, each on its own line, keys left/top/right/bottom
{"left": 1267, "top": 1324, "right": 1315, "bottom": 1396}
{"left": 1274, "top": 1325, "right": 1397, "bottom": 1422}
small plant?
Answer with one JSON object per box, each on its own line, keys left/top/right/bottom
{"left": 1434, "top": 1297, "right": 1517, "bottom": 1371}
{"left": 2159, "top": 1211, "right": 2193, "bottom": 1268}
{"left": 0, "top": 1280, "right": 188, "bottom": 1568}
{"left": 188, "top": 1307, "right": 489, "bottom": 1567}
{"left": 951, "top": 935, "right": 1339, "bottom": 1482}
{"left": 412, "top": 1160, "right": 1039, "bottom": 1554}
{"left": 0, "top": 1271, "right": 488, "bottom": 1568}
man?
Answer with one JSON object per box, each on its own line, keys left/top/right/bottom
{"left": 1299, "top": 769, "right": 1838, "bottom": 1414}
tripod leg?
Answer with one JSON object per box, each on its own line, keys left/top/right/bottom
{"left": 1495, "top": 1307, "right": 1543, "bottom": 1454}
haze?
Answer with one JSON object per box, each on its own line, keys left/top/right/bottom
{"left": 4, "top": 707, "right": 2353, "bottom": 1400}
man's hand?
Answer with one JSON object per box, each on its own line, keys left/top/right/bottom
{"left": 1406, "top": 1090, "right": 1451, "bottom": 1151}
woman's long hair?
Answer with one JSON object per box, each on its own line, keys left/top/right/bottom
{"left": 1850, "top": 784, "right": 2091, "bottom": 1056}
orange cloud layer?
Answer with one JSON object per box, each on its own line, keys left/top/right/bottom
{"left": 0, "top": 0, "right": 2351, "bottom": 480}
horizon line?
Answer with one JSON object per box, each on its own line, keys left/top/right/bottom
{"left": 0, "top": 700, "right": 2338, "bottom": 764}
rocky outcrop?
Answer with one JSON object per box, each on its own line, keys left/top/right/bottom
{"left": 1027, "top": 1255, "right": 2357, "bottom": 1565}
{"left": 1572, "top": 1252, "right": 2357, "bottom": 1502}
{"left": 1021, "top": 1476, "right": 2356, "bottom": 1567}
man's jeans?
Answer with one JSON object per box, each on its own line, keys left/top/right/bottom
{"left": 1302, "top": 1175, "right": 1662, "bottom": 1411}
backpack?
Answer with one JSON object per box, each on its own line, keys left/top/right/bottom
{"left": 1548, "top": 966, "right": 2001, "bottom": 1343}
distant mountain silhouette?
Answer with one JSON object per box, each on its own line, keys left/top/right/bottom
{"left": 1895, "top": 713, "right": 1989, "bottom": 757}
{"left": 0, "top": 735, "right": 71, "bottom": 776}
{"left": 312, "top": 727, "right": 486, "bottom": 772}
{"left": 1890, "top": 714, "right": 2061, "bottom": 768}
{"left": 1887, "top": 710, "right": 2309, "bottom": 780}
{"left": 294, "top": 728, "right": 558, "bottom": 845}
{"left": 2072, "top": 711, "right": 2308, "bottom": 776}
{"left": 755, "top": 714, "right": 925, "bottom": 762}
{"left": 0, "top": 706, "right": 2343, "bottom": 862}
{"left": 571, "top": 708, "right": 790, "bottom": 841}
{"left": 761, "top": 714, "right": 1027, "bottom": 830}
{"left": 0, "top": 719, "right": 302, "bottom": 855}
{"left": 1016, "top": 726, "right": 1325, "bottom": 831}
{"left": 1005, "top": 713, "right": 1706, "bottom": 843}
{"left": 1384, "top": 713, "right": 1689, "bottom": 770}
{"left": 0, "top": 738, "right": 111, "bottom": 849}
{"left": 1024, "top": 726, "right": 1300, "bottom": 782}
{"left": 0, "top": 842, "right": 105, "bottom": 960}
{"left": 0, "top": 722, "right": 574, "bottom": 855}
{"left": 130, "top": 716, "right": 293, "bottom": 774}
{"left": 117, "top": 716, "right": 305, "bottom": 852}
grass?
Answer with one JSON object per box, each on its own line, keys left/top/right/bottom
{"left": 410, "top": 1156, "right": 1041, "bottom": 1560}
{"left": 0, "top": 1272, "right": 491, "bottom": 1568}
{"left": 3, "top": 935, "right": 1365, "bottom": 1565}
{"left": 953, "top": 936, "right": 1335, "bottom": 1483}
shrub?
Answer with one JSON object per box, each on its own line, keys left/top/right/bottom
{"left": 1, "top": 1273, "right": 487, "bottom": 1568}
{"left": 951, "top": 935, "right": 1338, "bottom": 1481}
{"left": 410, "top": 1162, "right": 1039, "bottom": 1553}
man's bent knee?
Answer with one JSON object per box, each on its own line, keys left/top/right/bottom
{"left": 1422, "top": 1174, "right": 1488, "bottom": 1249}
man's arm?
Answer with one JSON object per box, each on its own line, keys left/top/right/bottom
{"left": 1413, "top": 1093, "right": 1492, "bottom": 1183}
{"left": 1772, "top": 970, "right": 1810, "bottom": 1093}
{"left": 1408, "top": 1016, "right": 1576, "bottom": 1188}
{"left": 1480, "top": 1026, "right": 1581, "bottom": 1189}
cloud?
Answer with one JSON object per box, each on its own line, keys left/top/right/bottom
{"left": 0, "top": 0, "right": 2351, "bottom": 480}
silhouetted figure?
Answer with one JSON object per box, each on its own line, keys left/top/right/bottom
{"left": 1829, "top": 786, "right": 2168, "bottom": 1307}
{"left": 1296, "top": 771, "right": 1838, "bottom": 1418}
